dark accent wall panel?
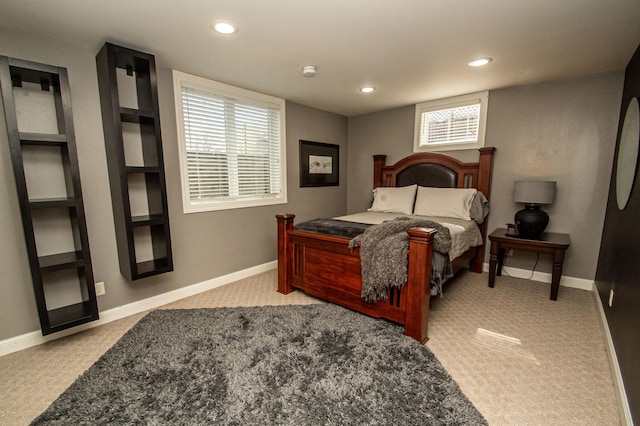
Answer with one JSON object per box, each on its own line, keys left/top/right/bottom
{"left": 595, "top": 43, "right": 640, "bottom": 423}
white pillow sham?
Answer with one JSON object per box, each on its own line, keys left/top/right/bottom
{"left": 368, "top": 184, "right": 417, "bottom": 215}
{"left": 413, "top": 187, "right": 477, "bottom": 221}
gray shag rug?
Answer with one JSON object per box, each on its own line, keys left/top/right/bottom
{"left": 32, "top": 304, "right": 486, "bottom": 425}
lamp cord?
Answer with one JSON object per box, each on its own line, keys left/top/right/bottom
{"left": 502, "top": 253, "right": 540, "bottom": 280}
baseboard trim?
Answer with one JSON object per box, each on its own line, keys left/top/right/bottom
{"left": 593, "top": 286, "right": 634, "bottom": 426}
{"left": 481, "top": 262, "right": 594, "bottom": 291}
{"left": 0, "top": 261, "right": 277, "bottom": 357}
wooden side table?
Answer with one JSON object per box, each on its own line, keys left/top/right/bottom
{"left": 488, "top": 228, "right": 571, "bottom": 300}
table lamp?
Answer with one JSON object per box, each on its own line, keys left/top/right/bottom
{"left": 513, "top": 180, "right": 556, "bottom": 239}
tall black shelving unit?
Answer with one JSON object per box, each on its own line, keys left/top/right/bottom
{"left": 96, "top": 43, "right": 173, "bottom": 280}
{"left": 0, "top": 56, "right": 98, "bottom": 335}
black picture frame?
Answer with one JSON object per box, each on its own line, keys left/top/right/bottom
{"left": 299, "top": 140, "right": 340, "bottom": 187}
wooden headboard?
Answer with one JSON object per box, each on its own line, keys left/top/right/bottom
{"left": 372, "top": 147, "right": 496, "bottom": 273}
{"left": 373, "top": 147, "right": 495, "bottom": 200}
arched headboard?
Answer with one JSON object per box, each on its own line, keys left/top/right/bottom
{"left": 396, "top": 163, "right": 458, "bottom": 188}
{"left": 373, "top": 147, "right": 495, "bottom": 200}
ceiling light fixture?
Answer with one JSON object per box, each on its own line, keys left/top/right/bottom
{"left": 212, "top": 21, "right": 237, "bottom": 35}
{"left": 302, "top": 65, "right": 317, "bottom": 77}
{"left": 468, "top": 57, "right": 493, "bottom": 67}
{"left": 360, "top": 86, "right": 376, "bottom": 93}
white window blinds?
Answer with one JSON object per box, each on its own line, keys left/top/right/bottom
{"left": 413, "top": 91, "right": 488, "bottom": 153}
{"left": 419, "top": 104, "right": 480, "bottom": 146}
{"left": 174, "top": 70, "right": 286, "bottom": 212}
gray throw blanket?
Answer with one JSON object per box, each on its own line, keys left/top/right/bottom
{"left": 349, "top": 217, "right": 452, "bottom": 303}
{"left": 294, "top": 218, "right": 371, "bottom": 239}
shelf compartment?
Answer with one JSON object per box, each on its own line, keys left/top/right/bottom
{"left": 120, "top": 108, "right": 155, "bottom": 123}
{"left": 29, "top": 197, "right": 76, "bottom": 208}
{"left": 132, "top": 224, "right": 171, "bottom": 280}
{"left": 40, "top": 264, "right": 97, "bottom": 335}
{"left": 128, "top": 172, "right": 164, "bottom": 217}
{"left": 47, "top": 300, "right": 98, "bottom": 333}
{"left": 31, "top": 200, "right": 82, "bottom": 272}
{"left": 39, "top": 250, "right": 84, "bottom": 273}
{"left": 125, "top": 166, "right": 160, "bottom": 174}
{"left": 122, "top": 120, "right": 159, "bottom": 168}
{"left": 136, "top": 258, "right": 172, "bottom": 278}
{"left": 19, "top": 132, "right": 67, "bottom": 145}
{"left": 131, "top": 214, "right": 166, "bottom": 227}
{"left": 22, "top": 143, "right": 74, "bottom": 201}
{"left": 132, "top": 224, "right": 168, "bottom": 261}
{"left": 11, "top": 80, "right": 62, "bottom": 135}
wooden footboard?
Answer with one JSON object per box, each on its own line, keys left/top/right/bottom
{"left": 276, "top": 214, "right": 435, "bottom": 343}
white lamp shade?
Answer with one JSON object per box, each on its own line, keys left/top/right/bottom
{"left": 513, "top": 180, "right": 556, "bottom": 204}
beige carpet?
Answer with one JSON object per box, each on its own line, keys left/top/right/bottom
{"left": 0, "top": 269, "right": 621, "bottom": 425}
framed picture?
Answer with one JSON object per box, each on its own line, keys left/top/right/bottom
{"left": 299, "top": 140, "right": 339, "bottom": 187}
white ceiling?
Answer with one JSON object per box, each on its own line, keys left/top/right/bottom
{"left": 2, "top": 0, "right": 640, "bottom": 117}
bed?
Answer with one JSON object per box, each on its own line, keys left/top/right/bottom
{"left": 276, "top": 147, "right": 495, "bottom": 343}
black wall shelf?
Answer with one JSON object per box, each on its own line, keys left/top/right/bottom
{"left": 0, "top": 56, "right": 99, "bottom": 335}
{"left": 96, "top": 43, "right": 173, "bottom": 281}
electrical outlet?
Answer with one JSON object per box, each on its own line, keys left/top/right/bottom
{"left": 608, "top": 289, "right": 614, "bottom": 307}
{"left": 95, "top": 281, "right": 106, "bottom": 296}
{"left": 507, "top": 249, "right": 514, "bottom": 256}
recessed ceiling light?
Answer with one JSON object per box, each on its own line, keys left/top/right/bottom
{"left": 360, "top": 86, "right": 376, "bottom": 93}
{"left": 468, "top": 57, "right": 493, "bottom": 67}
{"left": 212, "top": 21, "right": 237, "bottom": 35}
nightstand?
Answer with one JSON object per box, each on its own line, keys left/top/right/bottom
{"left": 488, "top": 228, "right": 571, "bottom": 300}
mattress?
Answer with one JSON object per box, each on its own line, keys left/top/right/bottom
{"left": 333, "top": 211, "right": 483, "bottom": 261}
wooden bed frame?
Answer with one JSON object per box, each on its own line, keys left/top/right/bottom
{"left": 276, "top": 147, "right": 495, "bottom": 343}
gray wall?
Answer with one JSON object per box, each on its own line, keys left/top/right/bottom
{"left": 0, "top": 31, "right": 347, "bottom": 340}
{"left": 347, "top": 104, "right": 416, "bottom": 212}
{"left": 348, "top": 72, "right": 624, "bottom": 279}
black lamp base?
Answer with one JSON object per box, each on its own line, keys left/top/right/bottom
{"left": 514, "top": 205, "right": 549, "bottom": 239}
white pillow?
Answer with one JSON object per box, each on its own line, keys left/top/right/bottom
{"left": 414, "top": 187, "right": 477, "bottom": 220}
{"left": 368, "top": 184, "right": 417, "bottom": 215}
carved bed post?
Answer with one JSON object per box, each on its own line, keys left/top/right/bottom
{"left": 373, "top": 155, "right": 387, "bottom": 188}
{"left": 477, "top": 147, "right": 495, "bottom": 198}
{"left": 404, "top": 227, "right": 435, "bottom": 343}
{"left": 276, "top": 214, "right": 295, "bottom": 294}
{"left": 471, "top": 147, "right": 496, "bottom": 273}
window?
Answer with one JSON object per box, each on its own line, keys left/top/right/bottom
{"left": 414, "top": 91, "right": 488, "bottom": 152}
{"left": 173, "top": 70, "right": 287, "bottom": 213}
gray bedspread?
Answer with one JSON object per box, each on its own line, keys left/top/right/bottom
{"left": 349, "top": 217, "right": 453, "bottom": 302}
